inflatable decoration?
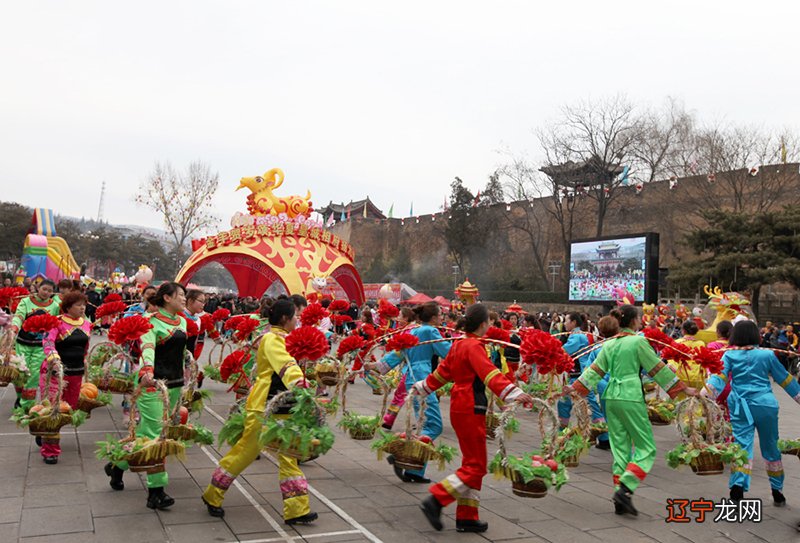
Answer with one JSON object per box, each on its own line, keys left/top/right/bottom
{"left": 696, "top": 286, "right": 755, "bottom": 344}
{"left": 134, "top": 265, "right": 153, "bottom": 285}
{"left": 177, "top": 168, "right": 364, "bottom": 304}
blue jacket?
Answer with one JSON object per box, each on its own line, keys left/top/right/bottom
{"left": 707, "top": 348, "right": 800, "bottom": 424}
{"left": 563, "top": 331, "right": 589, "bottom": 376}
{"left": 379, "top": 324, "right": 451, "bottom": 386}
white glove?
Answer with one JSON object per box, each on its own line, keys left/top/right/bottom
{"left": 410, "top": 380, "right": 427, "bottom": 396}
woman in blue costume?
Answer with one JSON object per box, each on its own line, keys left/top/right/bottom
{"left": 368, "top": 302, "right": 451, "bottom": 483}
{"left": 703, "top": 319, "right": 800, "bottom": 507}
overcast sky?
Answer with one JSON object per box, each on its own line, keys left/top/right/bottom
{"left": 2, "top": 1, "right": 799, "bottom": 234}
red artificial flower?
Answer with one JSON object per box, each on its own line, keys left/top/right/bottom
{"left": 642, "top": 327, "right": 674, "bottom": 352}
{"left": 520, "top": 329, "right": 568, "bottom": 376}
{"left": 104, "top": 293, "right": 122, "bottom": 303}
{"left": 300, "top": 303, "right": 330, "bottom": 327}
{"left": 95, "top": 301, "right": 128, "bottom": 319}
{"left": 108, "top": 315, "right": 153, "bottom": 345}
{"left": 693, "top": 346, "right": 724, "bottom": 375}
{"left": 662, "top": 342, "right": 693, "bottom": 364}
{"left": 22, "top": 313, "right": 61, "bottom": 333}
{"left": 337, "top": 334, "right": 366, "bottom": 358}
{"left": 331, "top": 314, "right": 353, "bottom": 326}
{"left": 0, "top": 287, "right": 28, "bottom": 310}
{"left": 234, "top": 317, "right": 259, "bottom": 342}
{"left": 200, "top": 313, "right": 216, "bottom": 334}
{"left": 386, "top": 332, "right": 419, "bottom": 353}
{"left": 285, "top": 325, "right": 329, "bottom": 362}
{"left": 500, "top": 319, "right": 513, "bottom": 331}
{"left": 184, "top": 317, "right": 199, "bottom": 337}
{"left": 378, "top": 299, "right": 400, "bottom": 320}
{"left": 484, "top": 326, "right": 511, "bottom": 344}
{"left": 359, "top": 324, "right": 377, "bottom": 340}
{"left": 328, "top": 299, "right": 350, "bottom": 313}
{"left": 212, "top": 308, "right": 231, "bottom": 322}
{"left": 223, "top": 315, "right": 249, "bottom": 331}
{"left": 220, "top": 350, "right": 250, "bottom": 382}
{"left": 555, "top": 352, "right": 576, "bottom": 375}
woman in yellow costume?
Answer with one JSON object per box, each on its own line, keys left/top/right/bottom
{"left": 202, "top": 299, "right": 317, "bottom": 525}
{"left": 670, "top": 320, "right": 707, "bottom": 398}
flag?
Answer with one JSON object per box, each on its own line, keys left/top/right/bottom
{"left": 472, "top": 191, "right": 481, "bottom": 207}
{"left": 619, "top": 165, "right": 630, "bottom": 185}
{"left": 326, "top": 213, "right": 335, "bottom": 227}
{"left": 388, "top": 204, "right": 394, "bottom": 218}
{"left": 409, "top": 202, "right": 413, "bottom": 217}
{"left": 362, "top": 204, "right": 367, "bottom": 218}
{"left": 347, "top": 205, "right": 351, "bottom": 220}
{"left": 340, "top": 209, "right": 345, "bottom": 222}
{"left": 443, "top": 196, "right": 448, "bottom": 211}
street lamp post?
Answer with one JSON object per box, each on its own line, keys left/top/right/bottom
{"left": 452, "top": 265, "right": 460, "bottom": 291}
{"left": 548, "top": 261, "right": 562, "bottom": 292}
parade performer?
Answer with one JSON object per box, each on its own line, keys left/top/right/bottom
{"left": 381, "top": 307, "right": 414, "bottom": 430}
{"left": 369, "top": 302, "right": 451, "bottom": 483}
{"left": 557, "top": 313, "right": 590, "bottom": 428}
{"left": 414, "top": 303, "right": 534, "bottom": 533}
{"left": 567, "top": 305, "right": 693, "bottom": 516}
{"left": 702, "top": 319, "right": 800, "bottom": 506}
{"left": 670, "top": 320, "right": 707, "bottom": 397}
{"left": 706, "top": 320, "right": 732, "bottom": 420}
{"left": 183, "top": 289, "right": 221, "bottom": 387}
{"left": 578, "top": 315, "right": 616, "bottom": 450}
{"left": 202, "top": 299, "right": 317, "bottom": 525}
{"left": 104, "top": 282, "right": 188, "bottom": 510}
{"left": 11, "top": 279, "right": 60, "bottom": 411}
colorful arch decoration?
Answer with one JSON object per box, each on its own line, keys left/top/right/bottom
{"left": 175, "top": 169, "right": 365, "bottom": 304}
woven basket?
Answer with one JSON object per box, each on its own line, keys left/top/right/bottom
{"left": 348, "top": 427, "right": 376, "bottom": 440}
{"left": 589, "top": 426, "right": 608, "bottom": 441}
{"left": 689, "top": 451, "right": 724, "bottom": 475}
{"left": 90, "top": 352, "right": 134, "bottom": 394}
{"left": 0, "top": 365, "right": 20, "bottom": 387}
{"left": 648, "top": 411, "right": 671, "bottom": 426}
{"left": 316, "top": 370, "right": 340, "bottom": 387}
{"left": 261, "top": 390, "right": 329, "bottom": 462}
{"left": 781, "top": 447, "right": 800, "bottom": 457}
{"left": 166, "top": 424, "right": 196, "bottom": 442}
{"left": 123, "top": 382, "right": 184, "bottom": 473}
{"left": 561, "top": 455, "right": 580, "bottom": 468}
{"left": 77, "top": 395, "right": 106, "bottom": 416}
{"left": 511, "top": 475, "right": 548, "bottom": 498}
{"left": 28, "top": 412, "right": 73, "bottom": 437}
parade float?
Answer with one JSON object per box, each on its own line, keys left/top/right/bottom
{"left": 695, "top": 285, "right": 755, "bottom": 344}
{"left": 455, "top": 279, "right": 479, "bottom": 305}
{"left": 175, "top": 168, "right": 364, "bottom": 303}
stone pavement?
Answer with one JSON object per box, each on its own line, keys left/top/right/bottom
{"left": 2, "top": 346, "right": 800, "bottom": 542}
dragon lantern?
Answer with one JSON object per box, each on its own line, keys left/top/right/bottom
{"left": 696, "top": 285, "right": 755, "bottom": 344}
{"left": 237, "top": 168, "right": 313, "bottom": 218}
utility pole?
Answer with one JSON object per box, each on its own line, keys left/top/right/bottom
{"left": 549, "top": 260, "right": 562, "bottom": 292}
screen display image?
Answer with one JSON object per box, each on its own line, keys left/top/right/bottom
{"left": 568, "top": 236, "right": 647, "bottom": 302}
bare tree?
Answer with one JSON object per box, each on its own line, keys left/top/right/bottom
{"left": 631, "top": 97, "right": 696, "bottom": 182}
{"left": 538, "top": 95, "right": 642, "bottom": 236}
{"left": 135, "top": 160, "right": 220, "bottom": 266}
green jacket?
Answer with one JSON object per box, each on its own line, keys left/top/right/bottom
{"left": 13, "top": 295, "right": 60, "bottom": 346}
{"left": 575, "top": 329, "right": 683, "bottom": 402}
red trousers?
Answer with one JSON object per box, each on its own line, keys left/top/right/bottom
{"left": 429, "top": 413, "right": 486, "bottom": 521}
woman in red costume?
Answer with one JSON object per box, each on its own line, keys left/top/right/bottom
{"left": 411, "top": 303, "right": 533, "bottom": 533}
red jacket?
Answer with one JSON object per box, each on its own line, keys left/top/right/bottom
{"left": 420, "top": 334, "right": 522, "bottom": 415}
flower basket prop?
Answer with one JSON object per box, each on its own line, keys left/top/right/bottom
{"left": 488, "top": 399, "right": 567, "bottom": 498}
{"left": 0, "top": 331, "right": 29, "bottom": 387}
{"left": 87, "top": 341, "right": 122, "bottom": 367}
{"left": 665, "top": 396, "right": 747, "bottom": 476}
{"left": 551, "top": 392, "right": 592, "bottom": 467}
{"left": 76, "top": 382, "right": 112, "bottom": 417}
{"left": 259, "top": 388, "right": 335, "bottom": 462}
{"left": 485, "top": 392, "right": 520, "bottom": 441}
{"left": 11, "top": 357, "right": 86, "bottom": 436}
{"left": 371, "top": 396, "right": 458, "bottom": 471}
{"left": 88, "top": 351, "right": 135, "bottom": 394}
{"left": 588, "top": 422, "right": 609, "bottom": 441}
{"left": 778, "top": 439, "right": 800, "bottom": 458}
{"left": 336, "top": 372, "right": 390, "bottom": 441}
{"left": 646, "top": 397, "right": 677, "bottom": 425}
{"left": 311, "top": 355, "right": 343, "bottom": 387}
{"left": 96, "top": 381, "right": 185, "bottom": 473}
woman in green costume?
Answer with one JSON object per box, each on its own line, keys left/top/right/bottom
{"left": 566, "top": 305, "right": 698, "bottom": 516}
{"left": 105, "top": 282, "right": 188, "bottom": 510}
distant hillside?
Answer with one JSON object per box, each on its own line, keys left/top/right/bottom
{"left": 56, "top": 215, "right": 170, "bottom": 242}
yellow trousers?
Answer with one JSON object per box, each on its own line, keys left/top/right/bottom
{"left": 203, "top": 411, "right": 310, "bottom": 520}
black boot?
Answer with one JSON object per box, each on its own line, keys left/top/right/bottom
{"left": 386, "top": 455, "right": 406, "bottom": 482}
{"left": 612, "top": 483, "right": 638, "bottom": 516}
{"left": 104, "top": 462, "right": 124, "bottom": 491}
{"left": 404, "top": 473, "right": 431, "bottom": 484}
{"left": 203, "top": 497, "right": 225, "bottom": 518}
{"left": 729, "top": 485, "right": 744, "bottom": 504}
{"left": 285, "top": 512, "right": 318, "bottom": 525}
{"left": 13, "top": 397, "right": 20, "bottom": 410}
{"left": 456, "top": 519, "right": 488, "bottom": 533}
{"left": 146, "top": 487, "right": 175, "bottom": 510}
{"left": 420, "top": 495, "right": 443, "bottom": 531}
{"left": 35, "top": 436, "right": 42, "bottom": 447}
{"left": 596, "top": 440, "right": 611, "bottom": 450}
{"left": 43, "top": 456, "right": 58, "bottom": 465}
{"left": 772, "top": 488, "right": 786, "bottom": 507}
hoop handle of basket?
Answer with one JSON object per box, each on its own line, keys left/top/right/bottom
{"left": 0, "top": 328, "right": 16, "bottom": 360}
{"left": 43, "top": 354, "right": 65, "bottom": 420}
{"left": 207, "top": 338, "right": 234, "bottom": 370}
{"left": 564, "top": 390, "right": 592, "bottom": 440}
{"left": 674, "top": 395, "right": 723, "bottom": 446}
{"left": 497, "top": 397, "right": 558, "bottom": 463}
{"left": 86, "top": 341, "right": 121, "bottom": 366}
{"left": 125, "top": 380, "right": 171, "bottom": 442}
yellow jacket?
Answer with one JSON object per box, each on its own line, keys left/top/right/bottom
{"left": 671, "top": 337, "right": 707, "bottom": 389}
{"left": 245, "top": 328, "right": 306, "bottom": 413}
